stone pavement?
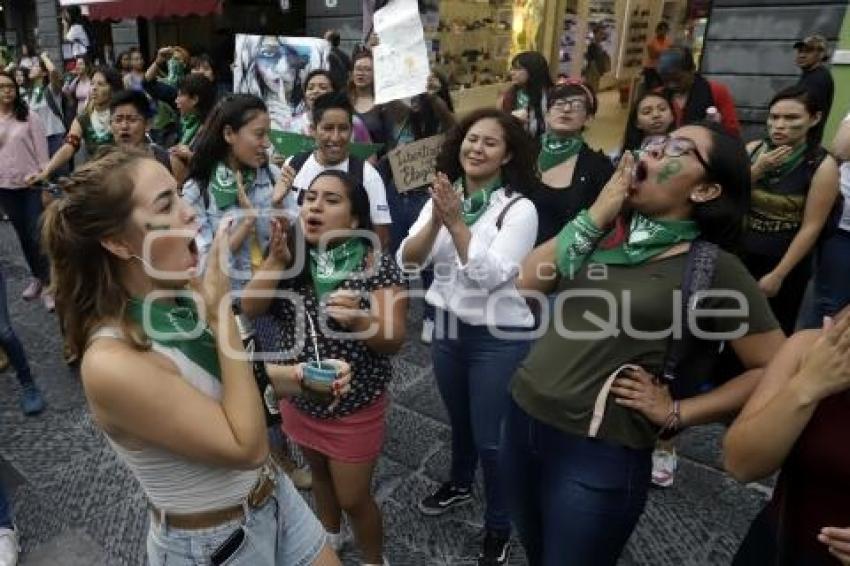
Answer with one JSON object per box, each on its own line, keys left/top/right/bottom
{"left": 0, "top": 223, "right": 772, "bottom": 566}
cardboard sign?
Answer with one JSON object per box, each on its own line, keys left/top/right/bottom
{"left": 387, "top": 134, "right": 445, "bottom": 193}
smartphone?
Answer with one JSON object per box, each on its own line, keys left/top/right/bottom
{"left": 210, "top": 527, "right": 245, "bottom": 565}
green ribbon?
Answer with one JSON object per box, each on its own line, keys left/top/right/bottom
{"left": 556, "top": 210, "right": 701, "bottom": 278}
{"left": 538, "top": 133, "right": 584, "bottom": 172}
{"left": 179, "top": 111, "right": 201, "bottom": 146}
{"left": 453, "top": 176, "right": 503, "bottom": 226}
{"left": 208, "top": 162, "right": 256, "bottom": 209}
{"left": 309, "top": 238, "right": 368, "bottom": 299}
{"left": 754, "top": 139, "right": 808, "bottom": 186}
{"left": 165, "top": 57, "right": 187, "bottom": 87}
{"left": 126, "top": 297, "right": 221, "bottom": 381}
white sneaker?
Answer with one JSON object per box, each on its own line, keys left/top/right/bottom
{"left": 0, "top": 528, "right": 19, "bottom": 566}
{"left": 420, "top": 319, "right": 434, "bottom": 344}
{"left": 651, "top": 448, "right": 678, "bottom": 488}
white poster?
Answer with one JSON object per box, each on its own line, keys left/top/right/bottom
{"left": 372, "top": 0, "right": 429, "bottom": 105}
{"left": 234, "top": 35, "right": 329, "bottom": 133}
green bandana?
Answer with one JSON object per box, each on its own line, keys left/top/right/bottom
{"left": 538, "top": 133, "right": 584, "bottom": 172}
{"left": 454, "top": 176, "right": 503, "bottom": 226}
{"left": 127, "top": 297, "right": 221, "bottom": 380}
{"left": 209, "top": 162, "right": 256, "bottom": 209}
{"left": 165, "top": 57, "right": 187, "bottom": 87}
{"left": 556, "top": 210, "right": 700, "bottom": 278}
{"left": 179, "top": 112, "right": 201, "bottom": 146}
{"left": 309, "top": 238, "right": 368, "bottom": 299}
{"left": 515, "top": 89, "right": 530, "bottom": 110}
{"left": 754, "top": 139, "right": 807, "bottom": 186}
{"left": 30, "top": 85, "right": 46, "bottom": 105}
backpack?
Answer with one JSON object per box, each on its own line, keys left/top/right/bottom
{"left": 289, "top": 151, "right": 366, "bottom": 206}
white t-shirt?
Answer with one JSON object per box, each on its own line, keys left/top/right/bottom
{"left": 66, "top": 24, "right": 90, "bottom": 57}
{"left": 839, "top": 113, "right": 850, "bottom": 232}
{"left": 286, "top": 153, "right": 392, "bottom": 225}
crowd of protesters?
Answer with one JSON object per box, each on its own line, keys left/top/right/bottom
{"left": 0, "top": 15, "right": 848, "bottom": 566}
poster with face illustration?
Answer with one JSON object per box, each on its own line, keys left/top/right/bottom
{"left": 234, "top": 35, "right": 329, "bottom": 133}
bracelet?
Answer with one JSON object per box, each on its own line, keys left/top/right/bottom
{"left": 659, "top": 400, "right": 682, "bottom": 439}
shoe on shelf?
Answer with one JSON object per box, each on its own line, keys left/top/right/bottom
{"left": 651, "top": 447, "right": 678, "bottom": 488}
{"left": 418, "top": 482, "right": 472, "bottom": 516}
{"left": 478, "top": 529, "right": 511, "bottom": 565}
{"left": 0, "top": 347, "right": 8, "bottom": 373}
{"left": 21, "top": 280, "right": 42, "bottom": 301}
{"left": 41, "top": 292, "right": 55, "bottom": 313}
{"left": 20, "top": 384, "right": 45, "bottom": 416}
{"left": 420, "top": 318, "right": 434, "bottom": 344}
{"left": 0, "top": 527, "right": 18, "bottom": 566}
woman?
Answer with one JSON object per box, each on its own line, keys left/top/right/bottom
{"left": 27, "top": 54, "right": 67, "bottom": 170}
{"left": 427, "top": 70, "right": 454, "bottom": 113}
{"left": 508, "top": 123, "right": 786, "bottom": 565}
{"left": 28, "top": 66, "right": 122, "bottom": 182}
{"left": 349, "top": 51, "right": 383, "bottom": 145}
{"left": 499, "top": 51, "right": 553, "bottom": 140}
{"left": 41, "top": 148, "right": 342, "bottom": 566}
{"left": 116, "top": 50, "right": 131, "bottom": 78}
{"left": 530, "top": 81, "right": 613, "bottom": 245}
{"left": 621, "top": 89, "right": 676, "bottom": 154}
{"left": 124, "top": 48, "right": 146, "bottom": 92}
{"left": 63, "top": 56, "right": 92, "bottom": 116}
{"left": 0, "top": 70, "right": 52, "bottom": 309}
{"left": 243, "top": 170, "right": 407, "bottom": 565}
{"left": 61, "top": 6, "right": 91, "bottom": 59}
{"left": 398, "top": 108, "right": 539, "bottom": 565}
{"left": 725, "top": 308, "right": 850, "bottom": 565}
{"left": 288, "top": 69, "right": 371, "bottom": 143}
{"left": 743, "top": 85, "right": 839, "bottom": 334}
{"left": 166, "top": 74, "right": 217, "bottom": 183}
{"left": 13, "top": 67, "right": 28, "bottom": 99}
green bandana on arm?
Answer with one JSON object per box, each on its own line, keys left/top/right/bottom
{"left": 538, "top": 133, "right": 584, "bottom": 172}
{"left": 555, "top": 210, "right": 701, "bottom": 277}
{"left": 126, "top": 297, "right": 221, "bottom": 380}
{"left": 753, "top": 139, "right": 808, "bottom": 185}
{"left": 208, "top": 162, "right": 256, "bottom": 209}
{"left": 453, "top": 176, "right": 503, "bottom": 226}
{"left": 179, "top": 112, "right": 201, "bottom": 146}
{"left": 309, "top": 238, "right": 368, "bottom": 299}
{"left": 165, "top": 58, "right": 187, "bottom": 87}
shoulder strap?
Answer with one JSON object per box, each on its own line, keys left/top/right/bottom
{"left": 347, "top": 155, "right": 366, "bottom": 188}
{"left": 496, "top": 195, "right": 524, "bottom": 230}
{"left": 44, "top": 89, "right": 64, "bottom": 123}
{"left": 661, "top": 240, "right": 720, "bottom": 397}
{"left": 748, "top": 141, "right": 765, "bottom": 160}
{"left": 289, "top": 151, "right": 312, "bottom": 174}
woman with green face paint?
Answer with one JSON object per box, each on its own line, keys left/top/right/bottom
{"left": 743, "top": 84, "right": 840, "bottom": 335}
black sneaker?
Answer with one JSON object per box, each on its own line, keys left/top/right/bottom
{"left": 418, "top": 482, "right": 472, "bottom": 516}
{"left": 478, "top": 530, "right": 511, "bottom": 565}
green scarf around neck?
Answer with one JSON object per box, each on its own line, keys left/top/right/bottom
{"left": 538, "top": 133, "right": 584, "bottom": 172}
{"left": 453, "top": 176, "right": 503, "bottom": 226}
{"left": 126, "top": 297, "right": 221, "bottom": 380}
{"left": 179, "top": 112, "right": 201, "bottom": 146}
{"left": 309, "top": 238, "right": 368, "bottom": 299}
{"left": 754, "top": 139, "right": 807, "bottom": 186}
{"left": 209, "top": 162, "right": 256, "bottom": 209}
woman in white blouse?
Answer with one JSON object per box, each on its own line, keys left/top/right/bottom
{"left": 397, "top": 108, "right": 539, "bottom": 565}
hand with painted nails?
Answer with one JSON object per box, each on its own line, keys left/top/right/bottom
{"left": 819, "top": 527, "right": 850, "bottom": 564}
{"left": 589, "top": 150, "right": 634, "bottom": 228}
{"left": 752, "top": 145, "right": 793, "bottom": 179}
{"left": 611, "top": 365, "right": 674, "bottom": 427}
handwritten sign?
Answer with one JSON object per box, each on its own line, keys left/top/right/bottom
{"left": 387, "top": 134, "right": 445, "bottom": 193}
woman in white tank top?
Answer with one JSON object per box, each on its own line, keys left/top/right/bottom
{"left": 40, "top": 147, "right": 347, "bottom": 566}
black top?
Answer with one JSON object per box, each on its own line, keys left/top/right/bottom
{"left": 356, "top": 106, "right": 385, "bottom": 146}
{"left": 529, "top": 146, "right": 614, "bottom": 244}
{"left": 328, "top": 47, "right": 352, "bottom": 90}
{"left": 798, "top": 66, "right": 834, "bottom": 143}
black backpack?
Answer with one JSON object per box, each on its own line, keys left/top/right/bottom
{"left": 288, "top": 151, "right": 366, "bottom": 206}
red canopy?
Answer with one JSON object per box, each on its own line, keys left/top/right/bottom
{"left": 88, "top": 0, "right": 221, "bottom": 21}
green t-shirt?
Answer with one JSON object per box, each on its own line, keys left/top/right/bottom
{"left": 511, "top": 249, "right": 779, "bottom": 450}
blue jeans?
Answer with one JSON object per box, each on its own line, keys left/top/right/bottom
{"left": 0, "top": 479, "right": 12, "bottom": 529}
{"left": 147, "top": 473, "right": 326, "bottom": 565}
{"left": 0, "top": 189, "right": 48, "bottom": 283}
{"left": 388, "top": 186, "right": 434, "bottom": 321}
{"left": 0, "top": 269, "right": 33, "bottom": 386}
{"left": 800, "top": 229, "right": 850, "bottom": 329}
{"left": 502, "top": 401, "right": 652, "bottom": 566}
{"left": 431, "top": 314, "right": 532, "bottom": 532}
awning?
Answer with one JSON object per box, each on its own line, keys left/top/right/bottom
{"left": 85, "top": 0, "right": 222, "bottom": 21}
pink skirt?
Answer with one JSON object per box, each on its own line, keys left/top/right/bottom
{"left": 281, "top": 395, "right": 388, "bottom": 463}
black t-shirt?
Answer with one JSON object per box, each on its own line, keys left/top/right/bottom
{"left": 798, "top": 66, "right": 834, "bottom": 142}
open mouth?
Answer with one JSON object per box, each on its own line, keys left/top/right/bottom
{"left": 305, "top": 217, "right": 323, "bottom": 230}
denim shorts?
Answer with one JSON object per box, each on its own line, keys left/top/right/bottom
{"left": 146, "top": 472, "right": 326, "bottom": 566}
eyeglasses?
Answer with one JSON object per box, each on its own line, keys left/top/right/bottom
{"left": 111, "top": 114, "right": 144, "bottom": 125}
{"left": 641, "top": 135, "right": 711, "bottom": 174}
{"left": 551, "top": 99, "right": 587, "bottom": 112}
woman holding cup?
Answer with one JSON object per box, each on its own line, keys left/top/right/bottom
{"left": 242, "top": 170, "right": 408, "bottom": 565}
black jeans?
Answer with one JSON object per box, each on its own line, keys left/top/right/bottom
{"left": 0, "top": 189, "right": 49, "bottom": 283}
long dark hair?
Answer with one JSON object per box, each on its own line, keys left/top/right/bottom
{"left": 767, "top": 84, "right": 825, "bottom": 158}
{"left": 429, "top": 70, "right": 454, "bottom": 113}
{"left": 622, "top": 89, "right": 675, "bottom": 152}
{"left": 435, "top": 108, "right": 539, "bottom": 196}
{"left": 506, "top": 51, "right": 553, "bottom": 135}
{"left": 178, "top": 74, "right": 217, "bottom": 123}
{"left": 187, "top": 94, "right": 268, "bottom": 194}
{"left": 0, "top": 70, "right": 29, "bottom": 121}
{"left": 348, "top": 50, "right": 374, "bottom": 98}
{"left": 690, "top": 121, "right": 751, "bottom": 251}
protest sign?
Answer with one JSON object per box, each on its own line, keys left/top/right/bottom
{"left": 372, "top": 0, "right": 429, "bottom": 104}
{"left": 387, "top": 134, "right": 445, "bottom": 192}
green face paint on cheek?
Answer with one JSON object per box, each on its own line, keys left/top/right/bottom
{"left": 656, "top": 159, "right": 683, "bottom": 184}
